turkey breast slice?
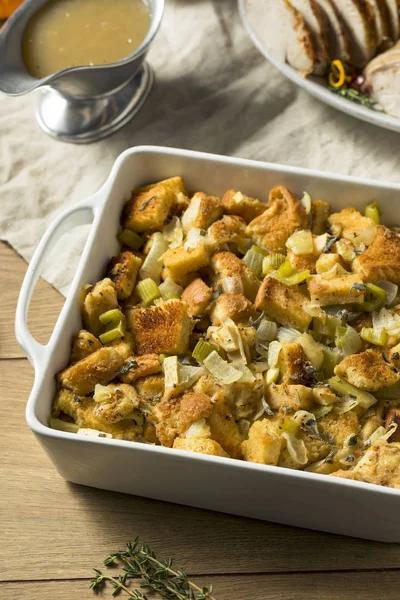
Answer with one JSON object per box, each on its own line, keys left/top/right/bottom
{"left": 364, "top": 41, "right": 400, "bottom": 117}
{"left": 245, "top": 0, "right": 316, "bottom": 75}
{"left": 290, "top": 0, "right": 331, "bottom": 74}
{"left": 331, "top": 0, "right": 378, "bottom": 66}
{"left": 381, "top": 0, "right": 400, "bottom": 41}
{"left": 313, "top": 0, "right": 352, "bottom": 62}
{"left": 365, "top": 0, "right": 391, "bottom": 46}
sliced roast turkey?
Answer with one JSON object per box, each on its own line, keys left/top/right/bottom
{"left": 290, "top": 0, "right": 331, "bottom": 73}
{"left": 381, "top": 0, "right": 400, "bottom": 41}
{"left": 365, "top": 0, "right": 391, "bottom": 46}
{"left": 313, "top": 0, "right": 352, "bottom": 62}
{"left": 364, "top": 40, "right": 400, "bottom": 116}
{"left": 245, "top": 0, "right": 316, "bottom": 75}
{"left": 331, "top": 0, "right": 378, "bottom": 66}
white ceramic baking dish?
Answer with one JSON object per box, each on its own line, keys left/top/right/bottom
{"left": 16, "top": 146, "right": 400, "bottom": 542}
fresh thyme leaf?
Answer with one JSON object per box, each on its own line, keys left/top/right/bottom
{"left": 249, "top": 311, "right": 265, "bottom": 329}
{"left": 91, "top": 538, "right": 217, "bottom": 599}
{"left": 351, "top": 282, "right": 367, "bottom": 293}
{"left": 323, "top": 235, "right": 339, "bottom": 253}
{"left": 328, "top": 85, "right": 379, "bottom": 110}
{"left": 139, "top": 196, "right": 156, "bottom": 211}
{"left": 118, "top": 360, "right": 139, "bottom": 375}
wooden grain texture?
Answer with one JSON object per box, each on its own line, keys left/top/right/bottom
{"left": 1, "top": 240, "right": 400, "bottom": 599}
{"left": 2, "top": 572, "right": 400, "bottom": 600}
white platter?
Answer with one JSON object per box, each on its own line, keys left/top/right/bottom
{"left": 15, "top": 146, "right": 400, "bottom": 542}
{"left": 239, "top": 0, "right": 400, "bottom": 133}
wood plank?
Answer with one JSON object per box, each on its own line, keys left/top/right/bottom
{"left": 1, "top": 358, "right": 400, "bottom": 583}
{"left": 0, "top": 242, "right": 64, "bottom": 359}
{"left": 2, "top": 571, "right": 400, "bottom": 600}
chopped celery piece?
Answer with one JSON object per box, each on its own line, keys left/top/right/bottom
{"left": 327, "top": 375, "right": 377, "bottom": 409}
{"left": 50, "top": 418, "right": 79, "bottom": 433}
{"left": 136, "top": 278, "right": 161, "bottom": 306}
{"left": 286, "top": 230, "right": 314, "bottom": 255}
{"left": 360, "top": 327, "right": 387, "bottom": 346}
{"left": 265, "top": 367, "right": 280, "bottom": 385}
{"left": 99, "top": 320, "right": 125, "bottom": 344}
{"left": 364, "top": 201, "right": 380, "bottom": 224}
{"left": 159, "top": 278, "right": 183, "bottom": 300}
{"left": 279, "top": 270, "right": 310, "bottom": 286}
{"left": 311, "top": 404, "right": 333, "bottom": 419}
{"left": 262, "top": 253, "right": 286, "bottom": 273}
{"left": 252, "top": 245, "right": 268, "bottom": 255}
{"left": 277, "top": 416, "right": 299, "bottom": 435}
{"left": 313, "top": 315, "right": 342, "bottom": 339}
{"left": 277, "top": 327, "right": 301, "bottom": 343}
{"left": 268, "top": 341, "right": 282, "bottom": 368}
{"left": 203, "top": 351, "right": 242, "bottom": 384}
{"left": 337, "top": 326, "right": 362, "bottom": 356}
{"left": 99, "top": 308, "right": 125, "bottom": 326}
{"left": 321, "top": 347, "right": 340, "bottom": 376}
{"left": 192, "top": 339, "right": 215, "bottom": 362}
{"left": 361, "top": 283, "right": 387, "bottom": 312}
{"left": 243, "top": 246, "right": 265, "bottom": 277}
{"left": 275, "top": 260, "right": 294, "bottom": 279}
{"left": 375, "top": 381, "right": 400, "bottom": 399}
{"left": 300, "top": 191, "right": 312, "bottom": 214}
{"left": 139, "top": 232, "right": 168, "bottom": 284}
{"left": 117, "top": 228, "right": 143, "bottom": 250}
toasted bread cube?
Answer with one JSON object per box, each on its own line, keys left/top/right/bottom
{"left": 241, "top": 419, "right": 282, "bottom": 465}
{"left": 211, "top": 251, "right": 259, "bottom": 302}
{"left": 181, "top": 278, "right": 213, "bottom": 317}
{"left": 122, "top": 183, "right": 175, "bottom": 233}
{"left": 58, "top": 340, "right": 132, "bottom": 395}
{"left": 308, "top": 273, "right": 365, "bottom": 305}
{"left": 163, "top": 244, "right": 210, "bottom": 286}
{"left": 287, "top": 248, "right": 317, "bottom": 274}
{"left": 278, "top": 342, "right": 315, "bottom": 386}
{"left": 173, "top": 437, "right": 229, "bottom": 457}
{"left": 208, "top": 393, "right": 244, "bottom": 459}
{"left": 328, "top": 207, "right": 375, "bottom": 239}
{"left": 255, "top": 277, "right": 312, "bottom": 331}
{"left": 108, "top": 251, "right": 142, "bottom": 300}
{"left": 332, "top": 441, "right": 400, "bottom": 489}
{"left": 266, "top": 384, "right": 314, "bottom": 411}
{"left": 118, "top": 353, "right": 161, "bottom": 383}
{"left": 83, "top": 278, "right": 118, "bottom": 336}
{"left": 335, "top": 349, "right": 399, "bottom": 392}
{"left": 311, "top": 200, "right": 330, "bottom": 235}
{"left": 210, "top": 293, "right": 256, "bottom": 325}
{"left": 246, "top": 186, "right": 307, "bottom": 252}
{"left": 208, "top": 215, "right": 248, "bottom": 247}
{"left": 135, "top": 374, "right": 165, "bottom": 400}
{"left": 181, "top": 192, "right": 222, "bottom": 234}
{"left": 130, "top": 300, "right": 193, "bottom": 355}
{"left": 389, "top": 343, "right": 400, "bottom": 368}
{"left": 315, "top": 253, "right": 346, "bottom": 274}
{"left": 385, "top": 408, "right": 400, "bottom": 442}
{"left": 70, "top": 329, "right": 101, "bottom": 363}
{"left": 221, "top": 189, "right": 266, "bottom": 223}
{"left": 154, "top": 392, "right": 212, "bottom": 447}
{"left": 353, "top": 225, "right": 400, "bottom": 284}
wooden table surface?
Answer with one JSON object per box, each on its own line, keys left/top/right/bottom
{"left": 1, "top": 240, "right": 400, "bottom": 600}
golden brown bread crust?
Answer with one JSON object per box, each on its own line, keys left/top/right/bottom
{"left": 255, "top": 277, "right": 312, "bottom": 331}
{"left": 154, "top": 392, "right": 213, "bottom": 447}
{"left": 173, "top": 437, "right": 229, "bottom": 457}
{"left": 265, "top": 384, "right": 314, "bottom": 411}
{"left": 122, "top": 182, "right": 175, "bottom": 233}
{"left": 70, "top": 330, "right": 101, "bottom": 363}
{"left": 241, "top": 419, "right": 282, "bottom": 465}
{"left": 163, "top": 244, "right": 210, "bottom": 286}
{"left": 108, "top": 251, "right": 142, "bottom": 300}
{"left": 181, "top": 192, "right": 222, "bottom": 234}
{"left": 118, "top": 354, "right": 161, "bottom": 384}
{"left": 246, "top": 186, "right": 307, "bottom": 252}
{"left": 211, "top": 251, "right": 260, "bottom": 302}
{"left": 328, "top": 207, "right": 375, "bottom": 239}
{"left": 82, "top": 278, "right": 118, "bottom": 336}
{"left": 134, "top": 373, "right": 165, "bottom": 400}
{"left": 130, "top": 300, "right": 193, "bottom": 355}
{"left": 221, "top": 189, "right": 267, "bottom": 223}
{"left": 208, "top": 215, "right": 248, "bottom": 247}
{"left": 181, "top": 278, "right": 213, "bottom": 317}
{"left": 308, "top": 273, "right": 365, "bottom": 305}
{"left": 208, "top": 392, "right": 244, "bottom": 459}
{"left": 278, "top": 342, "right": 315, "bottom": 386}
{"left": 58, "top": 340, "right": 132, "bottom": 395}
{"left": 335, "top": 349, "right": 400, "bottom": 391}
{"left": 287, "top": 248, "right": 317, "bottom": 274}
{"left": 352, "top": 225, "right": 400, "bottom": 284}
{"left": 210, "top": 293, "right": 256, "bottom": 325}
{"left": 332, "top": 441, "right": 400, "bottom": 489}
{"left": 315, "top": 253, "right": 346, "bottom": 274}
{"left": 311, "top": 199, "right": 330, "bottom": 234}
{"left": 385, "top": 408, "right": 400, "bottom": 442}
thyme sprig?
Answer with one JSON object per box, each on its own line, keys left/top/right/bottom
{"left": 328, "top": 85, "right": 379, "bottom": 110}
{"left": 90, "top": 538, "right": 216, "bottom": 600}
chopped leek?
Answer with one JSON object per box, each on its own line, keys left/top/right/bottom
{"left": 185, "top": 418, "right": 211, "bottom": 439}
{"left": 321, "top": 347, "right": 340, "bottom": 376}
{"left": 192, "top": 339, "right": 215, "bottom": 362}
{"left": 139, "top": 232, "right": 168, "bottom": 284}
{"left": 361, "top": 282, "right": 387, "bottom": 312}
{"left": 281, "top": 432, "right": 308, "bottom": 466}
{"left": 311, "top": 404, "right": 333, "bottom": 419}
{"left": 336, "top": 325, "right": 362, "bottom": 356}
{"left": 203, "top": 351, "right": 242, "bottom": 384}
{"left": 99, "top": 308, "right": 125, "bottom": 326}
{"left": 333, "top": 398, "right": 359, "bottom": 414}
{"left": 275, "top": 260, "right": 294, "bottom": 279}
{"left": 159, "top": 278, "right": 183, "bottom": 300}
{"left": 255, "top": 319, "right": 277, "bottom": 342}
{"left": 268, "top": 341, "right": 282, "bottom": 368}
{"left": 262, "top": 253, "right": 286, "bottom": 273}
{"left": 286, "top": 230, "right": 314, "bottom": 255}
{"left": 243, "top": 245, "right": 266, "bottom": 277}
{"left": 277, "top": 268, "right": 310, "bottom": 286}
{"left": 335, "top": 238, "right": 356, "bottom": 262}
{"left": 277, "top": 417, "right": 300, "bottom": 435}
{"left": 117, "top": 229, "right": 143, "bottom": 250}
{"left": 300, "top": 191, "right": 312, "bottom": 214}
{"left": 99, "top": 320, "right": 125, "bottom": 344}
{"left": 277, "top": 327, "right": 301, "bottom": 343}
{"left": 163, "top": 216, "right": 183, "bottom": 248}
{"left": 50, "top": 418, "right": 79, "bottom": 434}
{"left": 360, "top": 326, "right": 387, "bottom": 346}
{"left": 364, "top": 423, "right": 397, "bottom": 447}
{"left": 364, "top": 201, "right": 380, "bottom": 224}
{"left": 312, "top": 314, "right": 342, "bottom": 339}
{"left": 136, "top": 278, "right": 161, "bottom": 306}
{"left": 265, "top": 367, "right": 280, "bottom": 385}
{"left": 377, "top": 280, "right": 398, "bottom": 307}
{"left": 327, "top": 375, "right": 377, "bottom": 409}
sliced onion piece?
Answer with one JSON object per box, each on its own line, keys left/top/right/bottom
{"left": 50, "top": 418, "right": 79, "bottom": 434}
{"left": 230, "top": 359, "right": 256, "bottom": 383}
{"left": 298, "top": 333, "right": 324, "bottom": 369}
{"left": 328, "top": 375, "right": 377, "bottom": 409}
{"left": 163, "top": 216, "right": 183, "bottom": 248}
{"left": 93, "top": 384, "right": 113, "bottom": 403}
{"left": 300, "top": 191, "right": 312, "bottom": 214}
{"left": 364, "top": 423, "right": 398, "bottom": 447}
{"left": 277, "top": 327, "right": 301, "bottom": 343}
{"left": 281, "top": 432, "right": 308, "bottom": 466}
{"left": 203, "top": 351, "right": 242, "bottom": 384}
{"left": 377, "top": 281, "right": 398, "bottom": 307}
{"left": 286, "top": 230, "right": 314, "bottom": 255}
{"left": 264, "top": 367, "right": 280, "bottom": 385}
{"left": 337, "top": 325, "right": 362, "bottom": 356}
{"left": 185, "top": 418, "right": 211, "bottom": 439}
{"left": 268, "top": 341, "right": 282, "bottom": 368}
{"left": 256, "top": 319, "right": 277, "bottom": 343}
{"left": 139, "top": 232, "right": 168, "bottom": 284}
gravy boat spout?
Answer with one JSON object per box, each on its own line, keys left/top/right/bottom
{"left": 0, "top": 0, "right": 164, "bottom": 142}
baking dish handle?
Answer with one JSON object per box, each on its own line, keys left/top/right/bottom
{"left": 15, "top": 201, "right": 96, "bottom": 370}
